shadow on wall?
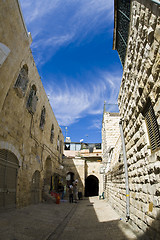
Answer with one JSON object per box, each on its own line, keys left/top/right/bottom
{"left": 62, "top": 157, "right": 85, "bottom": 199}
{"left": 105, "top": 171, "right": 160, "bottom": 239}
{"left": 136, "top": 211, "right": 160, "bottom": 240}
{"left": 62, "top": 156, "right": 101, "bottom": 199}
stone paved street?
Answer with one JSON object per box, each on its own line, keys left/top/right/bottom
{"left": 57, "top": 197, "right": 138, "bottom": 240}
{"left": 0, "top": 197, "right": 138, "bottom": 240}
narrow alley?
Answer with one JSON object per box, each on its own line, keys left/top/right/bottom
{"left": 0, "top": 197, "right": 138, "bottom": 240}
{"left": 0, "top": 1, "right": 160, "bottom": 240}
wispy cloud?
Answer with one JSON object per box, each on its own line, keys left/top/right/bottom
{"left": 19, "top": 0, "right": 121, "bottom": 127}
{"left": 20, "top": 0, "right": 60, "bottom": 24}
{"left": 20, "top": 0, "right": 114, "bottom": 64}
{"left": 89, "top": 119, "right": 103, "bottom": 130}
{"left": 46, "top": 70, "right": 122, "bottom": 127}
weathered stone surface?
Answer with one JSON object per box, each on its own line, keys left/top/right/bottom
{"left": 0, "top": 1, "right": 64, "bottom": 208}
{"left": 104, "top": 0, "right": 160, "bottom": 237}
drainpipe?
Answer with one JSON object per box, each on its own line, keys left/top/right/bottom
{"left": 119, "top": 119, "right": 130, "bottom": 221}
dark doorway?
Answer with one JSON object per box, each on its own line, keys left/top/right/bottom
{"left": 0, "top": 149, "right": 19, "bottom": 209}
{"left": 85, "top": 175, "right": 99, "bottom": 197}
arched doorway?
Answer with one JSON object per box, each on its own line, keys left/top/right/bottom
{"left": 31, "top": 170, "right": 40, "bottom": 204}
{"left": 85, "top": 175, "right": 99, "bottom": 197}
{"left": 0, "top": 149, "right": 19, "bottom": 209}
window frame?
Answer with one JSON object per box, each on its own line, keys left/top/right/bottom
{"left": 142, "top": 99, "right": 160, "bottom": 152}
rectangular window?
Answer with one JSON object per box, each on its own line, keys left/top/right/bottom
{"left": 65, "top": 143, "right": 70, "bottom": 150}
{"left": 142, "top": 99, "right": 160, "bottom": 152}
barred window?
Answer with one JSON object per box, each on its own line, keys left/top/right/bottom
{"left": 26, "top": 85, "right": 38, "bottom": 114}
{"left": 142, "top": 99, "right": 160, "bottom": 152}
{"left": 50, "top": 124, "right": 54, "bottom": 143}
{"left": 40, "top": 106, "right": 46, "bottom": 130}
{"left": 14, "top": 65, "right": 29, "bottom": 97}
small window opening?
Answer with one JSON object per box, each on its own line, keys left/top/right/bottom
{"left": 40, "top": 106, "right": 46, "bottom": 130}
{"left": 60, "top": 140, "right": 62, "bottom": 153}
{"left": 26, "top": 85, "right": 38, "bottom": 114}
{"left": 50, "top": 124, "right": 54, "bottom": 143}
{"left": 65, "top": 143, "right": 70, "bottom": 150}
{"left": 14, "top": 65, "right": 29, "bottom": 97}
{"left": 57, "top": 135, "right": 60, "bottom": 151}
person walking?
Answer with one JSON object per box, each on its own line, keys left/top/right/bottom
{"left": 68, "top": 185, "right": 73, "bottom": 203}
{"left": 73, "top": 180, "right": 78, "bottom": 203}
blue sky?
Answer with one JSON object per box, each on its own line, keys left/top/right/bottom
{"left": 20, "top": 0, "right": 123, "bottom": 143}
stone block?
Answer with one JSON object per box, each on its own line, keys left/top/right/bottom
{"left": 144, "top": 214, "right": 154, "bottom": 226}
{"left": 147, "top": 184, "right": 156, "bottom": 195}
{"left": 142, "top": 184, "right": 148, "bottom": 194}
{"left": 154, "top": 24, "right": 160, "bottom": 43}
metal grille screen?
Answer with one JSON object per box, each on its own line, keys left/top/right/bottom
{"left": 144, "top": 104, "right": 160, "bottom": 151}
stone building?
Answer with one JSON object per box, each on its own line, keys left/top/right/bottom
{"left": 103, "top": 0, "right": 160, "bottom": 239}
{"left": 101, "top": 107, "right": 123, "bottom": 192}
{"left": 102, "top": 104, "right": 121, "bottom": 173}
{"left": 63, "top": 140, "right": 103, "bottom": 198}
{"left": 0, "top": 0, "right": 64, "bottom": 209}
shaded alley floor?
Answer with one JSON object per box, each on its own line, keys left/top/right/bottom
{"left": 0, "top": 197, "right": 138, "bottom": 240}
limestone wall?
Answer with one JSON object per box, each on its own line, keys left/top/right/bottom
{"left": 62, "top": 157, "right": 85, "bottom": 195}
{"left": 0, "top": 0, "right": 64, "bottom": 207}
{"left": 86, "top": 161, "right": 103, "bottom": 194}
{"left": 102, "top": 112, "right": 121, "bottom": 163}
{"left": 105, "top": 0, "right": 160, "bottom": 238}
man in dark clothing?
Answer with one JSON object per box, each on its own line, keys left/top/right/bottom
{"left": 68, "top": 185, "right": 73, "bottom": 203}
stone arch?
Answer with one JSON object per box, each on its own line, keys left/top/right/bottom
{"left": 0, "top": 141, "right": 22, "bottom": 166}
{"left": 85, "top": 175, "right": 99, "bottom": 197}
{"left": 0, "top": 149, "right": 19, "bottom": 209}
{"left": 31, "top": 170, "right": 41, "bottom": 204}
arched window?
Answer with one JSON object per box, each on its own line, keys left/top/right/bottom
{"left": 40, "top": 106, "right": 46, "bottom": 130}
{"left": 50, "top": 124, "right": 54, "bottom": 143}
{"left": 14, "top": 65, "right": 29, "bottom": 97}
{"left": 26, "top": 85, "right": 38, "bottom": 114}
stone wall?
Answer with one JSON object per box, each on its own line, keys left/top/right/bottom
{"left": 0, "top": 0, "right": 64, "bottom": 208}
{"left": 86, "top": 161, "right": 103, "bottom": 194}
{"left": 102, "top": 112, "right": 121, "bottom": 163}
{"left": 63, "top": 157, "right": 85, "bottom": 195}
{"left": 62, "top": 156, "right": 103, "bottom": 196}
{"left": 104, "top": 0, "right": 160, "bottom": 238}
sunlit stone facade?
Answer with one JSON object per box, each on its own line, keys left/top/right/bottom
{"left": 103, "top": 0, "right": 160, "bottom": 238}
{"left": 0, "top": 0, "right": 64, "bottom": 208}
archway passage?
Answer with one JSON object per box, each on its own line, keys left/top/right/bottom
{"left": 0, "top": 149, "right": 19, "bottom": 209}
{"left": 85, "top": 175, "right": 99, "bottom": 197}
